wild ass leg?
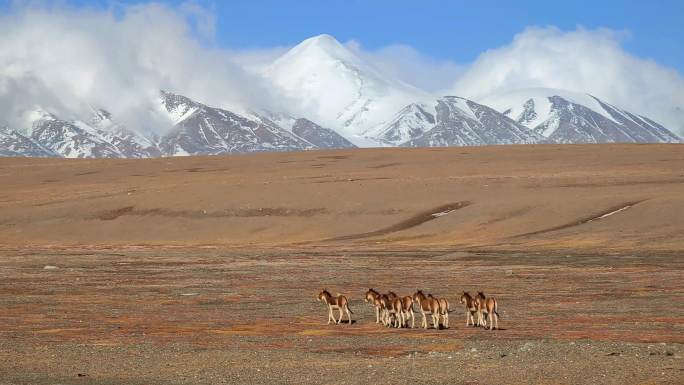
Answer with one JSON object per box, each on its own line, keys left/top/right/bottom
{"left": 375, "top": 306, "right": 380, "bottom": 323}
{"left": 327, "top": 306, "right": 336, "bottom": 325}
{"left": 346, "top": 306, "right": 352, "bottom": 325}
{"left": 337, "top": 308, "right": 343, "bottom": 325}
{"left": 465, "top": 311, "right": 471, "bottom": 326}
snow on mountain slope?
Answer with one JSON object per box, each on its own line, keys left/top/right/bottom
{"left": 590, "top": 98, "right": 681, "bottom": 143}
{"left": 26, "top": 109, "right": 125, "bottom": 158}
{"left": 89, "top": 109, "right": 162, "bottom": 158}
{"left": 264, "top": 34, "right": 429, "bottom": 142}
{"left": 159, "top": 92, "right": 314, "bottom": 156}
{"left": 254, "top": 110, "right": 356, "bottom": 149}
{"left": 2, "top": 107, "right": 163, "bottom": 158}
{"left": 480, "top": 88, "right": 681, "bottom": 143}
{"left": 290, "top": 118, "right": 356, "bottom": 149}
{"left": 0, "top": 127, "right": 57, "bottom": 157}
{"left": 402, "top": 96, "right": 541, "bottom": 147}
{"left": 365, "top": 103, "right": 436, "bottom": 146}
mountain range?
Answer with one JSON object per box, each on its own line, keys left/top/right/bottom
{"left": 0, "top": 34, "right": 680, "bottom": 158}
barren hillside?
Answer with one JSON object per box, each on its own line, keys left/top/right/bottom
{"left": 1, "top": 144, "right": 683, "bottom": 254}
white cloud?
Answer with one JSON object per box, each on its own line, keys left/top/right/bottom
{"left": 227, "top": 47, "right": 290, "bottom": 74}
{"left": 0, "top": 2, "right": 283, "bottom": 134}
{"left": 452, "top": 27, "right": 684, "bottom": 135}
{"left": 345, "top": 41, "right": 465, "bottom": 93}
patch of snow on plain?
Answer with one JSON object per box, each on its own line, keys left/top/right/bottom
{"left": 595, "top": 204, "right": 633, "bottom": 220}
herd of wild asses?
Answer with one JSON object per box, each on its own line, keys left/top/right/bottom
{"left": 317, "top": 289, "right": 500, "bottom": 330}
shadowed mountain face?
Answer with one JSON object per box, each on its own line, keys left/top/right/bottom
{"left": 533, "top": 96, "right": 681, "bottom": 144}
{"left": 158, "top": 92, "right": 314, "bottom": 156}
{"left": 401, "top": 97, "right": 541, "bottom": 147}
{"left": 592, "top": 98, "right": 681, "bottom": 143}
{"left": 0, "top": 88, "right": 679, "bottom": 158}
{"left": 0, "top": 92, "right": 357, "bottom": 158}
{"left": 159, "top": 91, "right": 356, "bottom": 155}
{"left": 483, "top": 89, "right": 681, "bottom": 145}
{"left": 367, "top": 103, "right": 436, "bottom": 146}
{"left": 2, "top": 109, "right": 160, "bottom": 159}
{"left": 0, "top": 129, "right": 56, "bottom": 157}
{"left": 29, "top": 113, "right": 124, "bottom": 158}
{"left": 89, "top": 109, "right": 161, "bottom": 158}
{"left": 291, "top": 118, "right": 356, "bottom": 149}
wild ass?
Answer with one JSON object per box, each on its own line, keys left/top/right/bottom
{"left": 367, "top": 290, "right": 414, "bottom": 328}
{"left": 474, "top": 291, "right": 499, "bottom": 330}
{"left": 364, "top": 288, "right": 382, "bottom": 323}
{"left": 399, "top": 295, "right": 415, "bottom": 328}
{"left": 378, "top": 293, "right": 401, "bottom": 328}
{"left": 317, "top": 289, "right": 353, "bottom": 325}
{"left": 428, "top": 294, "right": 450, "bottom": 328}
{"left": 412, "top": 290, "right": 440, "bottom": 329}
{"left": 459, "top": 292, "right": 478, "bottom": 326}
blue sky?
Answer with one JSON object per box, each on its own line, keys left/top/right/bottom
{"left": 20, "top": 0, "right": 683, "bottom": 72}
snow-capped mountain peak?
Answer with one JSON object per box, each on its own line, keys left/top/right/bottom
{"left": 274, "top": 34, "right": 363, "bottom": 70}
{"left": 264, "top": 34, "right": 429, "bottom": 141}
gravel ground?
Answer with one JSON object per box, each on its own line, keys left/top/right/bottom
{"left": 0, "top": 339, "right": 682, "bottom": 384}
{"left": 0, "top": 248, "right": 682, "bottom": 384}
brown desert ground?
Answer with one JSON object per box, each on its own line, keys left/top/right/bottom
{"left": 0, "top": 144, "right": 683, "bottom": 384}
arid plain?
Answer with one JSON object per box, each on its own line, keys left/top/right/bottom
{"left": 1, "top": 144, "right": 683, "bottom": 384}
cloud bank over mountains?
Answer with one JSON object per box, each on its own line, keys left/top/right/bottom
{"left": 0, "top": 2, "right": 282, "bottom": 134}
{"left": 452, "top": 27, "right": 684, "bottom": 134}
{"left": 1, "top": 2, "right": 682, "bottom": 136}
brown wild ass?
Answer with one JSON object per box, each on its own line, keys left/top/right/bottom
{"left": 364, "top": 288, "right": 382, "bottom": 323}
{"left": 367, "top": 290, "right": 414, "bottom": 328}
{"left": 412, "top": 290, "right": 440, "bottom": 329}
{"left": 474, "top": 291, "right": 499, "bottom": 330}
{"left": 390, "top": 296, "right": 404, "bottom": 328}
{"left": 459, "top": 292, "right": 478, "bottom": 326}
{"left": 376, "top": 294, "right": 391, "bottom": 326}
{"left": 317, "top": 289, "right": 353, "bottom": 325}
{"left": 383, "top": 291, "right": 400, "bottom": 327}
{"left": 428, "top": 294, "right": 450, "bottom": 328}
{"left": 377, "top": 293, "right": 400, "bottom": 327}
{"left": 400, "top": 295, "right": 415, "bottom": 328}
